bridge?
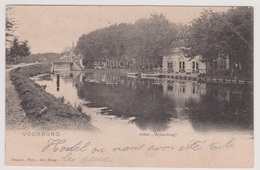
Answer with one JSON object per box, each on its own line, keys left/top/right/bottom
{"left": 51, "top": 43, "right": 84, "bottom": 73}
{"left": 51, "top": 61, "right": 83, "bottom": 73}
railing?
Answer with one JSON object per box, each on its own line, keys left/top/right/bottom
{"left": 153, "top": 68, "right": 206, "bottom": 75}
{"left": 153, "top": 68, "right": 163, "bottom": 73}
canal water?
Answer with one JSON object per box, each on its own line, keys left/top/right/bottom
{"left": 32, "top": 71, "right": 253, "bottom": 136}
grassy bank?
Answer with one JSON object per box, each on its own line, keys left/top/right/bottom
{"left": 9, "top": 64, "right": 93, "bottom": 130}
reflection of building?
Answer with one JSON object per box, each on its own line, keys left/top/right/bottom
{"left": 162, "top": 79, "right": 206, "bottom": 107}
{"left": 210, "top": 86, "right": 230, "bottom": 102}
{"left": 83, "top": 73, "right": 119, "bottom": 85}
{"left": 162, "top": 40, "right": 206, "bottom": 75}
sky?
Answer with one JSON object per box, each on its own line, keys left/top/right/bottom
{"left": 8, "top": 6, "right": 231, "bottom": 54}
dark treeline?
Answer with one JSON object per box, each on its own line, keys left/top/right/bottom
{"left": 25, "top": 53, "right": 61, "bottom": 63}
{"left": 75, "top": 7, "right": 253, "bottom": 78}
{"left": 75, "top": 13, "right": 179, "bottom": 70}
{"left": 185, "top": 7, "right": 253, "bottom": 79}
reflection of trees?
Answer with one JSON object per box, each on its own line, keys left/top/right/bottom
{"left": 77, "top": 76, "right": 180, "bottom": 132}
{"left": 132, "top": 118, "right": 171, "bottom": 132}
{"left": 77, "top": 73, "right": 253, "bottom": 132}
{"left": 187, "top": 84, "right": 253, "bottom": 132}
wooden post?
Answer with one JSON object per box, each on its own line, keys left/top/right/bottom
{"left": 57, "top": 73, "right": 60, "bottom": 91}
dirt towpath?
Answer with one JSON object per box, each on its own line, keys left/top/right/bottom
{"left": 5, "top": 63, "right": 36, "bottom": 130}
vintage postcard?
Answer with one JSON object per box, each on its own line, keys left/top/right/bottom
{"left": 5, "top": 5, "right": 254, "bottom": 168}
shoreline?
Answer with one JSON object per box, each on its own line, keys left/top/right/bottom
{"left": 84, "top": 68, "right": 253, "bottom": 83}
{"left": 6, "top": 63, "right": 95, "bottom": 131}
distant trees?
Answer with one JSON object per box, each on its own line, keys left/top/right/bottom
{"left": 75, "top": 13, "right": 178, "bottom": 69}
{"left": 184, "top": 7, "right": 253, "bottom": 78}
{"left": 25, "top": 52, "right": 61, "bottom": 63}
{"left": 6, "top": 6, "right": 31, "bottom": 64}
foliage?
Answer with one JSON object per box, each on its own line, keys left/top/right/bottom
{"left": 6, "top": 7, "right": 31, "bottom": 64}
{"left": 25, "top": 52, "right": 61, "bottom": 63}
{"left": 19, "top": 40, "right": 31, "bottom": 57}
{"left": 6, "top": 7, "right": 15, "bottom": 47}
{"left": 75, "top": 13, "right": 178, "bottom": 68}
{"left": 6, "top": 6, "right": 16, "bottom": 63}
{"left": 184, "top": 7, "right": 253, "bottom": 78}
{"left": 9, "top": 37, "right": 31, "bottom": 63}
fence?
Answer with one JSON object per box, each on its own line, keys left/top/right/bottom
{"left": 153, "top": 68, "right": 206, "bottom": 75}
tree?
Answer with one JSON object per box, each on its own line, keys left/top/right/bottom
{"left": 6, "top": 7, "right": 15, "bottom": 45}
{"left": 6, "top": 6, "right": 16, "bottom": 63}
{"left": 184, "top": 7, "right": 253, "bottom": 78}
{"left": 19, "top": 40, "right": 31, "bottom": 58}
{"left": 75, "top": 13, "right": 179, "bottom": 69}
{"left": 184, "top": 10, "right": 226, "bottom": 59}
{"left": 6, "top": 6, "right": 31, "bottom": 64}
{"left": 224, "top": 7, "right": 253, "bottom": 78}
{"left": 9, "top": 37, "right": 20, "bottom": 63}
{"left": 9, "top": 37, "right": 31, "bottom": 63}
{"left": 134, "top": 13, "right": 177, "bottom": 67}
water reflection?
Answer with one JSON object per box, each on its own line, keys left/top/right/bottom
{"left": 188, "top": 84, "right": 253, "bottom": 132}
{"left": 79, "top": 74, "right": 175, "bottom": 131}
{"left": 33, "top": 71, "right": 253, "bottom": 132}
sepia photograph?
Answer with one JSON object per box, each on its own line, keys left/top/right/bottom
{"left": 4, "top": 4, "right": 254, "bottom": 168}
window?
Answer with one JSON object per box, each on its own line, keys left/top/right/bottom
{"left": 219, "top": 60, "right": 226, "bottom": 70}
{"left": 179, "top": 61, "right": 185, "bottom": 73}
{"left": 167, "top": 86, "right": 173, "bottom": 91}
{"left": 192, "top": 62, "right": 199, "bottom": 69}
{"left": 193, "top": 86, "right": 196, "bottom": 94}
{"left": 179, "top": 61, "right": 185, "bottom": 69}
{"left": 167, "top": 62, "right": 173, "bottom": 69}
{"left": 180, "top": 85, "right": 185, "bottom": 93}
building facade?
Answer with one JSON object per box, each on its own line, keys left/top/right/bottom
{"left": 159, "top": 41, "right": 230, "bottom": 76}
{"left": 161, "top": 41, "right": 206, "bottom": 75}
{"left": 51, "top": 43, "right": 85, "bottom": 72}
{"left": 59, "top": 43, "right": 84, "bottom": 71}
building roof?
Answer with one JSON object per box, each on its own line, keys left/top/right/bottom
{"left": 60, "top": 55, "right": 72, "bottom": 60}
{"left": 163, "top": 40, "right": 187, "bottom": 56}
{"left": 169, "top": 40, "right": 186, "bottom": 49}
{"left": 62, "top": 46, "right": 73, "bottom": 53}
{"left": 62, "top": 42, "right": 76, "bottom": 53}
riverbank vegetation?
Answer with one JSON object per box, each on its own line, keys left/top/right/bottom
{"left": 9, "top": 64, "right": 93, "bottom": 130}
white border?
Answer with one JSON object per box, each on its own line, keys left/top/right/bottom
{"left": 1, "top": 1, "right": 259, "bottom": 170}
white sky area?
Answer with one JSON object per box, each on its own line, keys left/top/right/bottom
{"left": 9, "top": 6, "right": 231, "bottom": 54}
